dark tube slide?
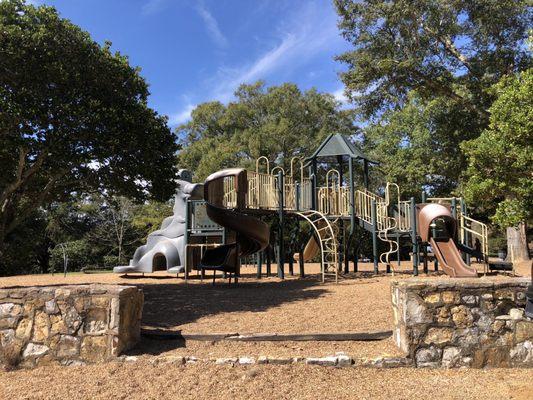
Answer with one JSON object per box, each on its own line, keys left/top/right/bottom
{"left": 203, "top": 168, "right": 269, "bottom": 257}
{"left": 430, "top": 237, "right": 478, "bottom": 277}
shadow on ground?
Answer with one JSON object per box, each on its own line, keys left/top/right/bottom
{"left": 134, "top": 276, "right": 328, "bottom": 329}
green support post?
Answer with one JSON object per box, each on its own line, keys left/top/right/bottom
{"left": 299, "top": 249, "right": 305, "bottom": 277}
{"left": 266, "top": 248, "right": 271, "bottom": 277}
{"left": 295, "top": 182, "right": 301, "bottom": 211}
{"left": 277, "top": 170, "right": 285, "bottom": 279}
{"left": 397, "top": 236, "right": 401, "bottom": 267}
{"left": 421, "top": 191, "right": 427, "bottom": 203}
{"left": 348, "top": 157, "right": 355, "bottom": 274}
{"left": 363, "top": 159, "right": 369, "bottom": 190}
{"left": 410, "top": 197, "right": 419, "bottom": 276}
{"left": 257, "top": 252, "right": 262, "bottom": 279}
{"left": 184, "top": 200, "right": 190, "bottom": 277}
{"left": 461, "top": 198, "right": 471, "bottom": 266}
{"left": 371, "top": 200, "right": 379, "bottom": 274}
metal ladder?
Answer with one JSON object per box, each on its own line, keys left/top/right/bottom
{"left": 377, "top": 183, "right": 409, "bottom": 274}
{"left": 293, "top": 210, "right": 339, "bottom": 283}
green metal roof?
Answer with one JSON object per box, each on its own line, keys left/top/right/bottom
{"left": 305, "top": 133, "right": 377, "bottom": 164}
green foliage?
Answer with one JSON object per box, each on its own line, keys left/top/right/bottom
{"left": 364, "top": 93, "right": 483, "bottom": 197}
{"left": 462, "top": 69, "right": 533, "bottom": 228}
{"left": 131, "top": 201, "right": 173, "bottom": 237}
{"left": 48, "top": 239, "right": 93, "bottom": 272}
{"left": 45, "top": 195, "right": 173, "bottom": 273}
{"left": 335, "top": 0, "right": 532, "bottom": 198}
{"left": 334, "top": 0, "right": 531, "bottom": 120}
{"left": 177, "top": 81, "right": 356, "bottom": 180}
{"left": 0, "top": 0, "right": 178, "bottom": 247}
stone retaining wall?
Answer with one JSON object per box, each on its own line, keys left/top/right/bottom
{"left": 0, "top": 284, "right": 143, "bottom": 368}
{"left": 391, "top": 278, "right": 533, "bottom": 368}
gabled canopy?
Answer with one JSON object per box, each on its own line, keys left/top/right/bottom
{"left": 305, "top": 133, "right": 377, "bottom": 164}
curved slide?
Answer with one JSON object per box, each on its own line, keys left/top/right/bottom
{"left": 418, "top": 203, "right": 477, "bottom": 278}
{"left": 430, "top": 238, "right": 478, "bottom": 278}
{"left": 203, "top": 168, "right": 269, "bottom": 257}
{"left": 205, "top": 204, "right": 269, "bottom": 256}
{"left": 293, "top": 235, "right": 319, "bottom": 262}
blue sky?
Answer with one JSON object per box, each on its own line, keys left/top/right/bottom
{"left": 28, "top": 0, "right": 351, "bottom": 126}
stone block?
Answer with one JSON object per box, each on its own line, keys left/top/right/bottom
{"left": 404, "top": 293, "right": 433, "bottom": 325}
{"left": 257, "top": 356, "right": 268, "bottom": 364}
{"left": 473, "top": 346, "right": 510, "bottom": 368}
{"left": 265, "top": 357, "right": 292, "bottom": 365}
{"left": 56, "top": 335, "right": 80, "bottom": 358}
{"left": 461, "top": 295, "right": 478, "bottom": 305}
{"left": 0, "top": 303, "right": 22, "bottom": 318}
{"left": 23, "top": 343, "right": 49, "bottom": 358}
{"left": 441, "top": 347, "right": 461, "bottom": 368}
{"left": 305, "top": 356, "right": 337, "bottom": 366}
{"left": 83, "top": 308, "right": 107, "bottom": 334}
{"left": 415, "top": 346, "right": 442, "bottom": 368}
{"left": 442, "top": 291, "right": 460, "bottom": 304}
{"left": 424, "top": 293, "right": 441, "bottom": 304}
{"left": 510, "top": 341, "right": 533, "bottom": 366}
{"left": 424, "top": 327, "right": 453, "bottom": 345}
{"left": 80, "top": 336, "right": 108, "bottom": 363}
{"left": 45, "top": 300, "right": 59, "bottom": 315}
{"left": 451, "top": 305, "right": 473, "bottom": 328}
{"left": 15, "top": 317, "right": 33, "bottom": 340}
{"left": 32, "top": 311, "right": 50, "bottom": 342}
{"left": 515, "top": 320, "right": 533, "bottom": 342}
{"left": 509, "top": 308, "right": 524, "bottom": 320}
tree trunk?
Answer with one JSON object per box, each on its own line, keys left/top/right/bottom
{"left": 506, "top": 222, "right": 530, "bottom": 262}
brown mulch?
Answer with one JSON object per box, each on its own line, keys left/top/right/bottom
{"left": 0, "top": 361, "right": 532, "bottom": 400}
{"left": 0, "top": 261, "right": 531, "bottom": 400}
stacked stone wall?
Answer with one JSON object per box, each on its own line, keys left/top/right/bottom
{"left": 0, "top": 284, "right": 143, "bottom": 368}
{"left": 391, "top": 278, "right": 532, "bottom": 368}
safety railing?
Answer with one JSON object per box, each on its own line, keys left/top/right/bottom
{"left": 355, "top": 188, "right": 385, "bottom": 225}
{"left": 458, "top": 213, "right": 489, "bottom": 262}
{"left": 427, "top": 197, "right": 489, "bottom": 263}
{"left": 246, "top": 171, "right": 279, "bottom": 210}
{"left": 222, "top": 175, "right": 237, "bottom": 208}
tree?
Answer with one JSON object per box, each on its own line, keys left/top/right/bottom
{"left": 334, "top": 0, "right": 531, "bottom": 120}
{"left": 462, "top": 69, "right": 532, "bottom": 261}
{"left": 177, "top": 81, "right": 356, "bottom": 180}
{"left": 335, "top": 0, "right": 532, "bottom": 196}
{"left": 0, "top": 0, "right": 178, "bottom": 252}
{"left": 364, "top": 92, "right": 483, "bottom": 197}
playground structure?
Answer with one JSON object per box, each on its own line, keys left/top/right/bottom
{"left": 113, "top": 170, "right": 225, "bottom": 276}
{"left": 115, "top": 134, "right": 491, "bottom": 281}
{"left": 198, "top": 134, "right": 489, "bottom": 282}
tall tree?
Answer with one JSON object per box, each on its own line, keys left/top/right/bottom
{"left": 334, "top": 0, "right": 531, "bottom": 120}
{"left": 364, "top": 92, "right": 483, "bottom": 197}
{"left": 0, "top": 0, "right": 178, "bottom": 251}
{"left": 462, "top": 69, "right": 532, "bottom": 261}
{"left": 177, "top": 81, "right": 356, "bottom": 180}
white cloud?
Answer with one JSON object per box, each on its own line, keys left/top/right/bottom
{"left": 333, "top": 87, "right": 348, "bottom": 104}
{"left": 168, "top": 0, "right": 346, "bottom": 125}
{"left": 169, "top": 103, "right": 196, "bottom": 126}
{"left": 141, "top": 0, "right": 168, "bottom": 16}
{"left": 195, "top": 2, "right": 228, "bottom": 48}
{"left": 209, "top": 1, "right": 342, "bottom": 103}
